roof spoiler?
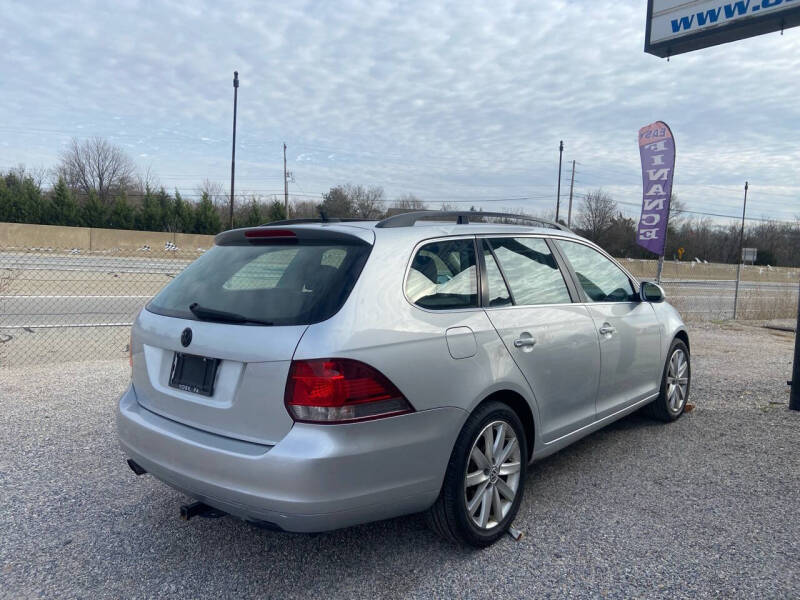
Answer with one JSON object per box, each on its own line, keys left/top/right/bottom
{"left": 261, "top": 217, "right": 366, "bottom": 226}
{"left": 215, "top": 226, "right": 371, "bottom": 246}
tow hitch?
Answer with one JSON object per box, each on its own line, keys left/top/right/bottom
{"left": 126, "top": 459, "right": 147, "bottom": 476}
{"left": 180, "top": 501, "right": 227, "bottom": 521}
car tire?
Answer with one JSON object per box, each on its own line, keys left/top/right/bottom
{"left": 426, "top": 400, "right": 528, "bottom": 547}
{"left": 646, "top": 338, "right": 691, "bottom": 422}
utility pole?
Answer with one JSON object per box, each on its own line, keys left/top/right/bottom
{"left": 732, "top": 181, "right": 748, "bottom": 320}
{"left": 229, "top": 71, "right": 239, "bottom": 230}
{"left": 567, "top": 159, "right": 576, "bottom": 228}
{"left": 283, "top": 143, "right": 288, "bottom": 217}
{"left": 555, "top": 141, "right": 564, "bottom": 222}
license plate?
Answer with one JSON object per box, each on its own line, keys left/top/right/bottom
{"left": 168, "top": 353, "right": 220, "bottom": 396}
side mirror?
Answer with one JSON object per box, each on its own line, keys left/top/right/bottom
{"left": 640, "top": 281, "right": 665, "bottom": 303}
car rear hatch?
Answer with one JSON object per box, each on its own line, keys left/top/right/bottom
{"left": 130, "top": 225, "right": 373, "bottom": 445}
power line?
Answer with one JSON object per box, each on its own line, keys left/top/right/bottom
{"left": 574, "top": 195, "right": 797, "bottom": 225}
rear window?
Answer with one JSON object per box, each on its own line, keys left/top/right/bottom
{"left": 147, "top": 241, "right": 370, "bottom": 325}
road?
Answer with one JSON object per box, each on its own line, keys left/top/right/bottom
{"left": 661, "top": 279, "right": 798, "bottom": 317}
{"left": 0, "top": 295, "right": 151, "bottom": 327}
{"left": 1, "top": 251, "right": 796, "bottom": 328}
{"left": 0, "top": 280, "right": 796, "bottom": 328}
{"left": 0, "top": 251, "right": 194, "bottom": 274}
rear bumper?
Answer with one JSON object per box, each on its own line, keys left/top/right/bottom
{"left": 116, "top": 385, "right": 466, "bottom": 532}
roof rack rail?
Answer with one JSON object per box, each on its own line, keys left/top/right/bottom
{"left": 260, "top": 217, "right": 365, "bottom": 226}
{"left": 375, "top": 210, "right": 571, "bottom": 231}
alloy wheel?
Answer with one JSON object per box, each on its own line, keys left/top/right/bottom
{"left": 666, "top": 348, "right": 689, "bottom": 413}
{"left": 463, "top": 420, "right": 522, "bottom": 530}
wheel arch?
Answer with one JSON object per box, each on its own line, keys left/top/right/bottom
{"left": 674, "top": 328, "right": 690, "bottom": 353}
{"left": 474, "top": 390, "right": 536, "bottom": 461}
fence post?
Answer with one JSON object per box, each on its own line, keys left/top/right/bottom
{"left": 732, "top": 182, "right": 748, "bottom": 320}
{"left": 733, "top": 261, "right": 742, "bottom": 319}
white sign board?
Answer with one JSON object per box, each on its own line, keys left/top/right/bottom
{"left": 645, "top": 0, "right": 800, "bottom": 57}
{"left": 742, "top": 247, "right": 758, "bottom": 263}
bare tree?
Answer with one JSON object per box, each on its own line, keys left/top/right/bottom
{"left": 8, "top": 165, "right": 46, "bottom": 189}
{"left": 668, "top": 193, "right": 687, "bottom": 228}
{"left": 195, "top": 179, "right": 226, "bottom": 206}
{"left": 320, "top": 185, "right": 355, "bottom": 218}
{"left": 290, "top": 199, "right": 320, "bottom": 219}
{"left": 576, "top": 189, "right": 617, "bottom": 242}
{"left": 349, "top": 184, "right": 385, "bottom": 219}
{"left": 320, "top": 184, "right": 385, "bottom": 219}
{"left": 58, "top": 137, "right": 136, "bottom": 205}
{"left": 136, "top": 166, "right": 160, "bottom": 194}
{"left": 392, "top": 193, "right": 427, "bottom": 211}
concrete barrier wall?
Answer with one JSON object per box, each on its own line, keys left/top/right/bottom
{"left": 0, "top": 222, "right": 91, "bottom": 249}
{"left": 0, "top": 222, "right": 216, "bottom": 250}
{"left": 175, "top": 232, "right": 218, "bottom": 250}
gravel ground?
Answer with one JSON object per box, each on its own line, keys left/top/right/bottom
{"left": 1, "top": 322, "right": 799, "bottom": 599}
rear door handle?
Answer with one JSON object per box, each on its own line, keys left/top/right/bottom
{"left": 513, "top": 337, "right": 537, "bottom": 348}
{"left": 599, "top": 323, "right": 616, "bottom": 336}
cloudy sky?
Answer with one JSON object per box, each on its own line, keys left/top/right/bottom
{"left": 1, "top": 0, "right": 798, "bottom": 224}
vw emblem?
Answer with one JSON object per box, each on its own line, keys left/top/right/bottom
{"left": 180, "top": 328, "right": 192, "bottom": 348}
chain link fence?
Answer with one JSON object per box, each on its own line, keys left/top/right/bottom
{"left": 624, "top": 258, "right": 799, "bottom": 321}
{"left": 0, "top": 246, "right": 203, "bottom": 367}
{"left": 1, "top": 246, "right": 797, "bottom": 367}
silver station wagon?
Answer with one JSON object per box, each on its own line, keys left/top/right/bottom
{"left": 117, "top": 210, "right": 690, "bottom": 547}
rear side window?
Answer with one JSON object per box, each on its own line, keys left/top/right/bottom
{"left": 406, "top": 239, "right": 478, "bottom": 310}
{"left": 147, "top": 241, "right": 370, "bottom": 325}
{"left": 556, "top": 240, "right": 636, "bottom": 302}
{"left": 488, "top": 237, "right": 571, "bottom": 306}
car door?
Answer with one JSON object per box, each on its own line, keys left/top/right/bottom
{"left": 481, "top": 236, "right": 601, "bottom": 443}
{"left": 554, "top": 239, "right": 662, "bottom": 420}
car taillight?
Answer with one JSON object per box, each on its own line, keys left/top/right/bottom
{"left": 285, "top": 358, "right": 413, "bottom": 424}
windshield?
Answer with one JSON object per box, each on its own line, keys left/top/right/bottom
{"left": 147, "top": 241, "right": 371, "bottom": 326}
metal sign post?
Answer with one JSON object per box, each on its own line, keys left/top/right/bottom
{"left": 791, "top": 278, "right": 800, "bottom": 411}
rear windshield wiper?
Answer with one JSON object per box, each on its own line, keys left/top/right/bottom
{"left": 188, "top": 302, "right": 273, "bottom": 326}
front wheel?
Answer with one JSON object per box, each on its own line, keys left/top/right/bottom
{"left": 426, "top": 401, "right": 528, "bottom": 547}
{"left": 646, "top": 338, "right": 691, "bottom": 422}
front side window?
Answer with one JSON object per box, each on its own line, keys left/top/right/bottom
{"left": 406, "top": 239, "right": 478, "bottom": 310}
{"left": 488, "top": 237, "right": 572, "bottom": 306}
{"left": 556, "top": 240, "right": 636, "bottom": 302}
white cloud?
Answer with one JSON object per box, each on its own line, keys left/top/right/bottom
{"left": 0, "top": 0, "right": 798, "bottom": 220}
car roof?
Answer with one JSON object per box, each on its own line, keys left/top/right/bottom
{"left": 275, "top": 220, "right": 587, "bottom": 245}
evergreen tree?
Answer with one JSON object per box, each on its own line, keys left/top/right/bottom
{"left": 194, "top": 192, "right": 221, "bottom": 234}
{"left": 156, "top": 187, "right": 175, "bottom": 231}
{"left": 173, "top": 190, "right": 195, "bottom": 233}
{"left": 0, "top": 176, "right": 9, "bottom": 222}
{"left": 80, "top": 189, "right": 107, "bottom": 228}
{"left": 50, "top": 177, "right": 79, "bottom": 226}
{"left": 0, "top": 171, "right": 45, "bottom": 223}
{"left": 136, "top": 188, "right": 162, "bottom": 231}
{"left": 109, "top": 192, "right": 136, "bottom": 229}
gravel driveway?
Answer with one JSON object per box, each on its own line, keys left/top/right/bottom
{"left": 1, "top": 322, "right": 799, "bottom": 599}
